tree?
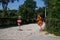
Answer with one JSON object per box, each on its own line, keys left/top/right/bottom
{"left": 0, "top": 0, "right": 19, "bottom": 18}
{"left": 18, "top": 0, "right": 37, "bottom": 23}
{"left": 36, "top": 7, "right": 45, "bottom": 18}
{"left": 0, "top": 0, "right": 19, "bottom": 10}
{"left": 44, "top": 0, "right": 60, "bottom": 36}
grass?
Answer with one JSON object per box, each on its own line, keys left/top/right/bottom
{"left": 45, "top": 28, "right": 60, "bottom": 36}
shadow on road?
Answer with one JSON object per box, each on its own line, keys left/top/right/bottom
{"left": 0, "top": 25, "right": 17, "bottom": 29}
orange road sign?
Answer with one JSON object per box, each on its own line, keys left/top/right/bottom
{"left": 36, "top": 14, "right": 43, "bottom": 26}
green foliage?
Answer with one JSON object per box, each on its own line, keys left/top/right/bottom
{"left": 18, "top": 0, "right": 37, "bottom": 24}
{"left": 0, "top": 10, "right": 18, "bottom": 18}
{"left": 36, "top": 7, "right": 45, "bottom": 18}
{"left": 44, "top": 0, "right": 60, "bottom": 36}
{"left": 0, "top": 18, "right": 17, "bottom": 27}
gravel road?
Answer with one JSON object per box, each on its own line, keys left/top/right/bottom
{"left": 0, "top": 23, "right": 60, "bottom": 40}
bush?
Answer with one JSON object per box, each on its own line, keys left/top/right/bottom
{"left": 0, "top": 18, "right": 17, "bottom": 25}
{"left": 46, "top": 18, "right": 60, "bottom": 36}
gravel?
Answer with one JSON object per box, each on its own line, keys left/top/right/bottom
{"left": 0, "top": 23, "right": 60, "bottom": 40}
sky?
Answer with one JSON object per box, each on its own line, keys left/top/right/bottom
{"left": 0, "top": 0, "right": 45, "bottom": 10}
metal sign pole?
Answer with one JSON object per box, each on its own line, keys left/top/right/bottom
{"left": 44, "top": 6, "right": 46, "bottom": 22}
